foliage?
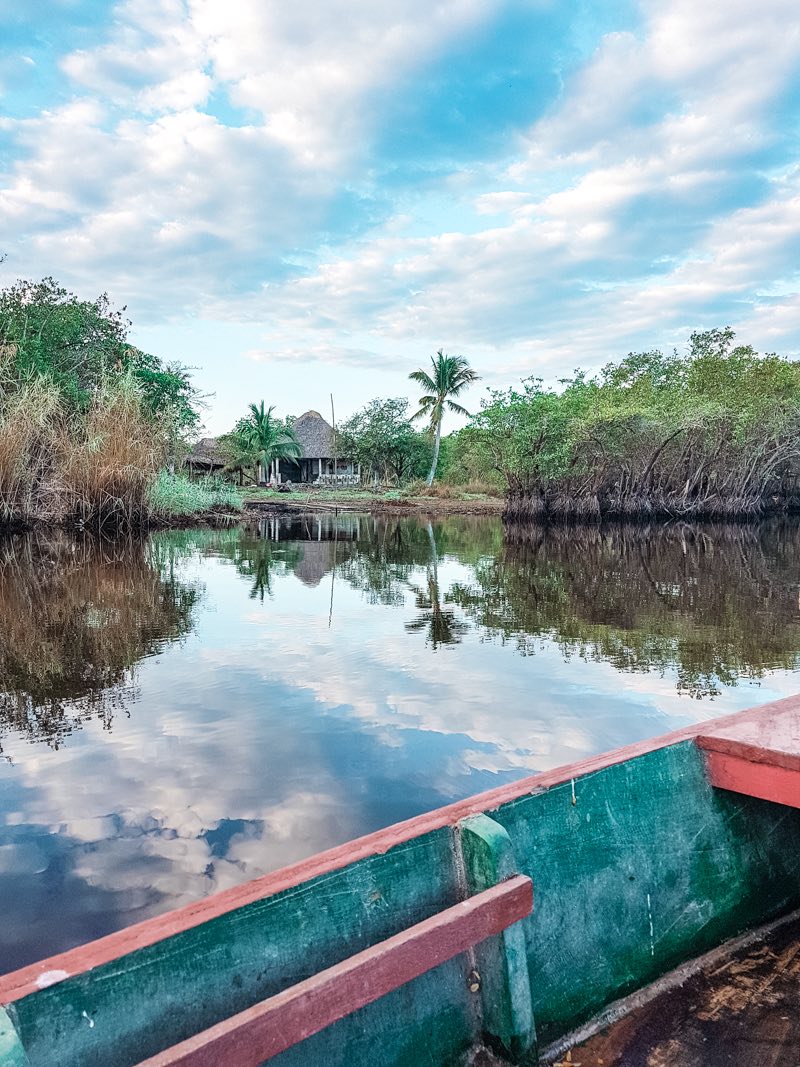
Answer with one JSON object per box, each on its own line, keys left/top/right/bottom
{"left": 0, "top": 277, "right": 129, "bottom": 407}
{"left": 0, "top": 531, "right": 201, "bottom": 752}
{"left": 338, "top": 397, "right": 431, "bottom": 483}
{"left": 0, "top": 278, "right": 201, "bottom": 440}
{"left": 59, "top": 373, "right": 162, "bottom": 529}
{"left": 409, "top": 349, "right": 480, "bottom": 485}
{"left": 457, "top": 330, "right": 800, "bottom": 520}
{"left": 127, "top": 349, "right": 203, "bottom": 461}
{"left": 221, "top": 402, "right": 301, "bottom": 483}
{"left": 0, "top": 277, "right": 206, "bottom": 528}
{"left": 147, "top": 471, "right": 242, "bottom": 520}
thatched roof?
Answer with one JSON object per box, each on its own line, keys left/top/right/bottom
{"left": 294, "top": 542, "right": 335, "bottom": 587}
{"left": 186, "top": 437, "right": 227, "bottom": 468}
{"left": 292, "top": 411, "right": 335, "bottom": 460}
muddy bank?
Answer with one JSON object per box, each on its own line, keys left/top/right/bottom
{"left": 242, "top": 494, "right": 504, "bottom": 518}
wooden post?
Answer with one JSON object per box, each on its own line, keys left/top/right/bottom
{"left": 331, "top": 393, "right": 337, "bottom": 477}
{"left": 459, "top": 814, "right": 536, "bottom": 1061}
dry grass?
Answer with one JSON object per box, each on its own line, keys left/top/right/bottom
{"left": 0, "top": 376, "right": 62, "bottom": 525}
{"left": 58, "top": 377, "right": 162, "bottom": 530}
{"left": 0, "top": 373, "right": 168, "bottom": 531}
{"left": 403, "top": 478, "right": 503, "bottom": 499}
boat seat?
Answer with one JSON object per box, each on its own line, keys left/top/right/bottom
{"left": 696, "top": 703, "right": 800, "bottom": 809}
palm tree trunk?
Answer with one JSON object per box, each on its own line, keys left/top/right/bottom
{"left": 427, "top": 416, "right": 443, "bottom": 486}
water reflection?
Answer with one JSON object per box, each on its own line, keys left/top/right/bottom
{"left": 0, "top": 515, "right": 797, "bottom": 971}
{"left": 0, "top": 533, "right": 201, "bottom": 753}
{"left": 450, "top": 522, "right": 800, "bottom": 698}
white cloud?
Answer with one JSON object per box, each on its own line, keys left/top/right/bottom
{"left": 0, "top": 0, "right": 798, "bottom": 402}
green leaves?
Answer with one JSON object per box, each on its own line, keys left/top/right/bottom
{"left": 339, "top": 397, "right": 430, "bottom": 483}
{"left": 409, "top": 349, "right": 480, "bottom": 484}
{"left": 222, "top": 402, "right": 301, "bottom": 480}
{"left": 454, "top": 330, "right": 800, "bottom": 517}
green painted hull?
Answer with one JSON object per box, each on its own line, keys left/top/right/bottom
{"left": 1, "top": 698, "right": 799, "bottom": 1067}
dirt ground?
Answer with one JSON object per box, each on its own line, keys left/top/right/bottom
{"left": 552, "top": 914, "right": 800, "bottom": 1067}
{"left": 242, "top": 488, "right": 505, "bottom": 517}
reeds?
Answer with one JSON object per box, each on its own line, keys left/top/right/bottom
{"left": 58, "top": 375, "right": 162, "bottom": 530}
{"left": 0, "top": 372, "right": 217, "bottom": 531}
{"left": 0, "top": 375, "right": 63, "bottom": 525}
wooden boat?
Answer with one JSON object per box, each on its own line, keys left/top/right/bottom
{"left": 1, "top": 694, "right": 798, "bottom": 1067}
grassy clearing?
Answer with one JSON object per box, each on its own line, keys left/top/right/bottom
{"left": 239, "top": 482, "right": 504, "bottom": 514}
{"left": 148, "top": 472, "right": 243, "bottom": 521}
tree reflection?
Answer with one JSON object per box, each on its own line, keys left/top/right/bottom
{"left": 211, "top": 521, "right": 304, "bottom": 600}
{"left": 449, "top": 522, "right": 800, "bottom": 698}
{"left": 404, "top": 523, "right": 468, "bottom": 649}
{"left": 0, "top": 532, "right": 201, "bottom": 751}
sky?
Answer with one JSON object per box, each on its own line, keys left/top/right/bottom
{"left": 1, "top": 0, "right": 799, "bottom": 435}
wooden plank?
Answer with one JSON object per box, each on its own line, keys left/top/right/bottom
{"left": 134, "top": 876, "right": 533, "bottom": 1067}
{"left": 703, "top": 750, "right": 800, "bottom": 809}
{"left": 3, "top": 694, "right": 798, "bottom": 1003}
{"left": 697, "top": 702, "right": 800, "bottom": 774}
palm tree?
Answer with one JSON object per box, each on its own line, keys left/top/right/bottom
{"left": 409, "top": 350, "right": 479, "bottom": 485}
{"left": 234, "top": 403, "right": 301, "bottom": 484}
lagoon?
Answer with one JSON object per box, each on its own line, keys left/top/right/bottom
{"left": 0, "top": 514, "right": 798, "bottom": 972}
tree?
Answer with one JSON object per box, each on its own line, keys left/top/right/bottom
{"left": 409, "top": 350, "right": 479, "bottom": 485}
{"left": 127, "top": 350, "right": 203, "bottom": 471}
{"left": 0, "top": 278, "right": 202, "bottom": 459}
{"left": 224, "top": 402, "right": 301, "bottom": 484}
{"left": 0, "top": 277, "right": 129, "bottom": 407}
{"left": 338, "top": 398, "right": 431, "bottom": 484}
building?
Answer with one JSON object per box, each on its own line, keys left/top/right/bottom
{"left": 279, "top": 410, "right": 358, "bottom": 484}
{"left": 184, "top": 437, "right": 227, "bottom": 475}
{"left": 185, "top": 411, "right": 358, "bottom": 485}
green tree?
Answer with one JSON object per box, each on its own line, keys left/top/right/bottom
{"left": 224, "top": 403, "right": 301, "bottom": 484}
{"left": 460, "top": 330, "right": 800, "bottom": 520}
{"left": 127, "top": 350, "right": 203, "bottom": 470}
{"left": 339, "top": 397, "right": 431, "bottom": 483}
{"left": 409, "top": 350, "right": 480, "bottom": 485}
{"left": 0, "top": 277, "right": 128, "bottom": 406}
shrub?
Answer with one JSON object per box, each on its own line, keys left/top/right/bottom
{"left": 147, "top": 471, "right": 242, "bottom": 520}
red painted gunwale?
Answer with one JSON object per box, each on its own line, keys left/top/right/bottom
{"left": 702, "top": 751, "right": 800, "bottom": 809}
{"left": 134, "top": 876, "right": 533, "bottom": 1067}
{"left": 1, "top": 694, "right": 798, "bottom": 1004}
{"left": 696, "top": 702, "right": 800, "bottom": 773}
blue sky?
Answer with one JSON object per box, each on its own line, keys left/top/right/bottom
{"left": 1, "top": 0, "right": 799, "bottom": 434}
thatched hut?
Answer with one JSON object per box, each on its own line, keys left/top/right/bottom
{"left": 280, "top": 411, "right": 358, "bottom": 484}
{"left": 185, "top": 437, "right": 227, "bottom": 475}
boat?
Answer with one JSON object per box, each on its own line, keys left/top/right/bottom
{"left": 1, "top": 694, "right": 798, "bottom": 1066}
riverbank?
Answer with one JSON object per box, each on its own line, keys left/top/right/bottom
{"left": 240, "top": 485, "right": 505, "bottom": 517}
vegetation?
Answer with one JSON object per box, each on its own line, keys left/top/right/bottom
{"left": 0, "top": 277, "right": 204, "bottom": 529}
{"left": 451, "top": 330, "right": 800, "bottom": 521}
{"left": 0, "top": 530, "right": 201, "bottom": 751}
{"left": 147, "top": 472, "right": 242, "bottom": 522}
{"left": 220, "top": 402, "right": 301, "bottom": 484}
{"left": 338, "top": 398, "right": 432, "bottom": 483}
{"left": 409, "top": 350, "right": 480, "bottom": 485}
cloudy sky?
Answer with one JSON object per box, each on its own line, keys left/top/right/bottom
{"left": 1, "top": 0, "right": 799, "bottom": 433}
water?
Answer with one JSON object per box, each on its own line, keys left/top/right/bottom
{"left": 1, "top": 514, "right": 798, "bottom": 971}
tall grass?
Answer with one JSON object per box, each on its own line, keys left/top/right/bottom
{"left": 147, "top": 471, "right": 242, "bottom": 521}
{"left": 0, "top": 375, "right": 62, "bottom": 525}
{"left": 0, "top": 371, "right": 237, "bottom": 530}
{"left": 59, "top": 375, "right": 162, "bottom": 529}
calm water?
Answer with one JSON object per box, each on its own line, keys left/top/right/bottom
{"left": 1, "top": 515, "right": 799, "bottom": 971}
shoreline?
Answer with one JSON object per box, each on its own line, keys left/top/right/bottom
{"left": 241, "top": 493, "right": 505, "bottom": 518}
